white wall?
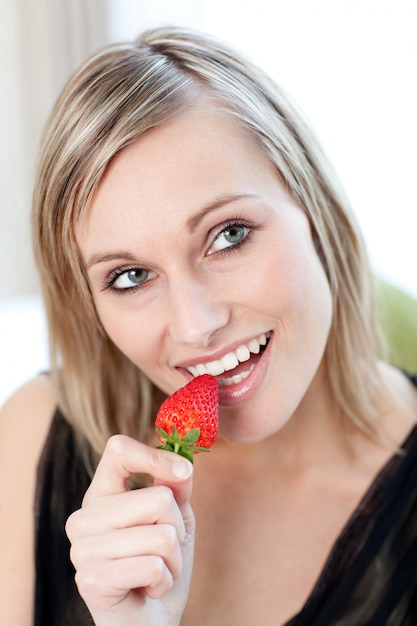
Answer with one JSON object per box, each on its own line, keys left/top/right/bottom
{"left": 0, "top": 295, "right": 49, "bottom": 408}
{"left": 0, "top": 0, "right": 109, "bottom": 298}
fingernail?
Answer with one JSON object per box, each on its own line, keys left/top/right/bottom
{"left": 172, "top": 460, "right": 192, "bottom": 479}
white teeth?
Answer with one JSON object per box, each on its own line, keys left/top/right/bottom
{"left": 221, "top": 352, "right": 239, "bottom": 371}
{"left": 186, "top": 332, "right": 270, "bottom": 379}
{"left": 206, "top": 360, "right": 225, "bottom": 376}
{"left": 236, "top": 344, "right": 250, "bottom": 362}
{"left": 219, "top": 366, "right": 254, "bottom": 386}
{"left": 248, "top": 338, "right": 260, "bottom": 354}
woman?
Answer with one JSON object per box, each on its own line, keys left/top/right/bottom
{"left": 1, "top": 26, "right": 416, "bottom": 625}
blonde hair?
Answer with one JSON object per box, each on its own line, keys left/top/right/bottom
{"left": 32, "top": 26, "right": 385, "bottom": 468}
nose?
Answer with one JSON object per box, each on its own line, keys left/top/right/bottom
{"left": 167, "top": 275, "right": 230, "bottom": 348}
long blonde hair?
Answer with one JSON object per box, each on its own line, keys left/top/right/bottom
{"left": 32, "top": 26, "right": 385, "bottom": 468}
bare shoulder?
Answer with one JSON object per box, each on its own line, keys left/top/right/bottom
{"left": 1, "top": 371, "right": 57, "bottom": 415}
{"left": 0, "top": 374, "right": 57, "bottom": 625}
{"left": 0, "top": 373, "right": 57, "bottom": 467}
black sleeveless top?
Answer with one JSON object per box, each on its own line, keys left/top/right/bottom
{"left": 34, "top": 375, "right": 417, "bottom": 625}
{"left": 34, "top": 412, "right": 93, "bottom": 625}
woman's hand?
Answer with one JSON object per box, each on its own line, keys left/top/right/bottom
{"left": 65, "top": 435, "right": 195, "bottom": 626}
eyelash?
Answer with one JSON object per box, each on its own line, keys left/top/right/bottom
{"left": 102, "top": 216, "right": 257, "bottom": 295}
{"left": 101, "top": 266, "right": 151, "bottom": 294}
{"left": 210, "top": 217, "right": 255, "bottom": 254}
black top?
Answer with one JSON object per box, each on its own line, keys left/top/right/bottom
{"left": 34, "top": 412, "right": 93, "bottom": 625}
{"left": 34, "top": 375, "right": 417, "bottom": 625}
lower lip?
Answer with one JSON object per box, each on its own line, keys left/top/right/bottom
{"left": 217, "top": 335, "right": 273, "bottom": 407}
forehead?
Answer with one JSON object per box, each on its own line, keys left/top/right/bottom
{"left": 82, "top": 108, "right": 274, "bottom": 229}
{"left": 103, "top": 106, "right": 261, "bottom": 181}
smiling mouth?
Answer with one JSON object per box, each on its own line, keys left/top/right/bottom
{"left": 186, "top": 332, "right": 271, "bottom": 386}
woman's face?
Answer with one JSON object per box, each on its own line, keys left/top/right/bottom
{"left": 77, "top": 105, "right": 333, "bottom": 443}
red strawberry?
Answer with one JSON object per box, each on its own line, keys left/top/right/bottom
{"left": 155, "top": 374, "right": 219, "bottom": 463}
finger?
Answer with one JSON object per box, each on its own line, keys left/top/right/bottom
{"left": 154, "top": 476, "right": 194, "bottom": 521}
{"left": 67, "top": 484, "right": 186, "bottom": 543}
{"left": 71, "top": 523, "right": 183, "bottom": 582}
{"left": 83, "top": 435, "right": 193, "bottom": 502}
{"left": 74, "top": 554, "right": 175, "bottom": 607}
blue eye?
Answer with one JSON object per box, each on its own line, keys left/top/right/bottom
{"left": 105, "top": 267, "right": 150, "bottom": 291}
{"left": 211, "top": 223, "right": 249, "bottom": 253}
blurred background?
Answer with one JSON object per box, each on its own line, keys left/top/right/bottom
{"left": 1, "top": 0, "right": 416, "bottom": 405}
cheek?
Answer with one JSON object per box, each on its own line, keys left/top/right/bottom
{"left": 247, "top": 236, "right": 332, "bottom": 338}
{"left": 96, "top": 303, "right": 160, "bottom": 370}
{"left": 283, "top": 249, "right": 333, "bottom": 362}
{"left": 235, "top": 240, "right": 309, "bottom": 312}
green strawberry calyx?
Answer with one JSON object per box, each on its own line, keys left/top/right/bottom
{"left": 156, "top": 425, "right": 211, "bottom": 463}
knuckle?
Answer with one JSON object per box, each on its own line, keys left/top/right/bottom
{"left": 74, "top": 569, "right": 104, "bottom": 600}
{"left": 65, "top": 509, "right": 83, "bottom": 540}
{"left": 74, "top": 561, "right": 122, "bottom": 605}
{"left": 157, "top": 523, "right": 178, "bottom": 552}
{"left": 64, "top": 513, "right": 75, "bottom": 540}
{"left": 105, "top": 433, "right": 130, "bottom": 456}
{"left": 65, "top": 508, "right": 89, "bottom": 540}
{"left": 148, "top": 555, "right": 166, "bottom": 580}
{"left": 154, "top": 484, "right": 175, "bottom": 510}
{"left": 146, "top": 556, "right": 174, "bottom": 598}
{"left": 69, "top": 537, "right": 91, "bottom": 569}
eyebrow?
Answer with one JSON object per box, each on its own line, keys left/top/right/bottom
{"left": 86, "top": 193, "right": 259, "bottom": 269}
{"left": 85, "top": 251, "right": 138, "bottom": 270}
{"left": 186, "top": 193, "right": 259, "bottom": 232}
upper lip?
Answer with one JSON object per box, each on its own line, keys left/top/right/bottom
{"left": 175, "top": 331, "right": 271, "bottom": 375}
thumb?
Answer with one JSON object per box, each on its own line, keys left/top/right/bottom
{"left": 153, "top": 451, "right": 194, "bottom": 517}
